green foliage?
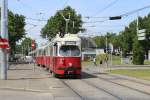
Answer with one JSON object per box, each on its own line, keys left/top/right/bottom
{"left": 121, "top": 21, "right": 137, "bottom": 54}
{"left": 120, "top": 15, "right": 150, "bottom": 57}
{"left": 132, "top": 39, "right": 145, "bottom": 65}
{"left": 92, "top": 32, "right": 121, "bottom": 50}
{"left": 96, "top": 53, "right": 108, "bottom": 62}
{"left": 92, "top": 36, "right": 105, "bottom": 48}
{"left": 21, "top": 37, "right": 32, "bottom": 55}
{"left": 8, "top": 11, "right": 26, "bottom": 54}
{"left": 110, "top": 69, "right": 150, "bottom": 81}
{"left": 106, "top": 32, "right": 122, "bottom": 49}
{"left": 41, "top": 6, "right": 84, "bottom": 40}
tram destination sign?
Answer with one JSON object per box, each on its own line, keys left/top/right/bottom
{"left": 65, "top": 41, "right": 76, "bottom": 45}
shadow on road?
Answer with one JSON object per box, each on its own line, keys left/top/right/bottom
{"left": 81, "top": 72, "right": 97, "bottom": 79}
{"left": 93, "top": 72, "right": 108, "bottom": 75}
{"left": 58, "top": 72, "right": 97, "bottom": 79}
{"left": 9, "top": 68, "right": 32, "bottom": 71}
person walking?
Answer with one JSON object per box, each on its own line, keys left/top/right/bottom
{"left": 93, "top": 57, "right": 97, "bottom": 66}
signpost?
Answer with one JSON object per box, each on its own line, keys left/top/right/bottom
{"left": 0, "top": 0, "right": 8, "bottom": 80}
{"left": 138, "top": 29, "right": 146, "bottom": 40}
{"left": 109, "top": 43, "right": 113, "bottom": 66}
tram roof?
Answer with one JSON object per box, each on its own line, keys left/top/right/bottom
{"left": 53, "top": 33, "right": 81, "bottom": 42}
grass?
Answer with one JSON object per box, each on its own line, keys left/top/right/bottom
{"left": 82, "top": 61, "right": 93, "bottom": 66}
{"left": 144, "top": 60, "right": 150, "bottom": 65}
{"left": 109, "top": 55, "right": 150, "bottom": 65}
{"left": 112, "top": 55, "right": 121, "bottom": 65}
{"left": 110, "top": 69, "right": 150, "bottom": 81}
{"left": 82, "top": 55, "right": 150, "bottom": 66}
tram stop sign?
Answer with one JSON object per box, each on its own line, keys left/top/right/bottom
{"left": 109, "top": 43, "right": 113, "bottom": 53}
{"left": 0, "top": 38, "right": 9, "bottom": 49}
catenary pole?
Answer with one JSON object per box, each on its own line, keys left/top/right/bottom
{"left": 0, "top": 0, "right": 8, "bottom": 80}
{"left": 137, "top": 12, "right": 139, "bottom": 35}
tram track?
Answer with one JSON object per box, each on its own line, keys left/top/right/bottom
{"left": 84, "top": 69, "right": 150, "bottom": 96}
{"left": 81, "top": 79, "right": 123, "bottom": 100}
{"left": 94, "top": 73, "right": 150, "bottom": 96}
{"left": 59, "top": 71, "right": 150, "bottom": 100}
{"left": 60, "top": 79, "right": 84, "bottom": 100}
{"left": 105, "top": 74, "right": 150, "bottom": 87}
{"left": 60, "top": 78, "right": 122, "bottom": 100}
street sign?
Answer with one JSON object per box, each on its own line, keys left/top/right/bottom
{"left": 139, "top": 29, "right": 146, "bottom": 33}
{"left": 109, "top": 43, "right": 113, "bottom": 53}
{"left": 138, "top": 29, "right": 146, "bottom": 40}
{"left": 138, "top": 36, "right": 145, "bottom": 40}
{"left": 0, "top": 38, "right": 9, "bottom": 49}
{"left": 137, "top": 33, "right": 145, "bottom": 37}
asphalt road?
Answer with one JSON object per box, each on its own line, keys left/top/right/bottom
{"left": 0, "top": 64, "right": 150, "bottom": 100}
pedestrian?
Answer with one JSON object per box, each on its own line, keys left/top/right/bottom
{"left": 93, "top": 57, "right": 97, "bottom": 66}
{"left": 100, "top": 60, "right": 102, "bottom": 65}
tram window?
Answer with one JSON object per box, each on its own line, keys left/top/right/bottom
{"left": 43, "top": 50, "right": 46, "bottom": 56}
{"left": 59, "top": 45, "right": 80, "bottom": 56}
{"left": 49, "top": 45, "right": 53, "bottom": 56}
{"left": 53, "top": 43, "right": 58, "bottom": 56}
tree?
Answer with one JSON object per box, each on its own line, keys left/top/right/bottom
{"left": 41, "top": 6, "right": 85, "bottom": 40}
{"left": 92, "top": 36, "right": 105, "bottom": 48}
{"left": 92, "top": 32, "right": 121, "bottom": 50}
{"left": 120, "top": 21, "right": 137, "bottom": 55}
{"left": 8, "top": 10, "right": 26, "bottom": 54}
{"left": 21, "top": 37, "right": 33, "bottom": 56}
{"left": 132, "top": 39, "right": 145, "bottom": 65}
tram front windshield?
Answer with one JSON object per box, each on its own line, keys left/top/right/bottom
{"left": 59, "top": 45, "right": 80, "bottom": 56}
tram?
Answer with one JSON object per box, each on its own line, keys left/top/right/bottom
{"left": 30, "top": 33, "right": 81, "bottom": 78}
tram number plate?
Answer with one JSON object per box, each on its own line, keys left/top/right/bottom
{"left": 68, "top": 71, "right": 73, "bottom": 74}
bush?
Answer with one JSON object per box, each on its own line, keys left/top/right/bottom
{"left": 96, "top": 53, "right": 108, "bottom": 64}
{"left": 132, "top": 40, "right": 145, "bottom": 65}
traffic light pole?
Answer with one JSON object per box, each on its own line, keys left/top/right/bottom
{"left": 0, "top": 0, "right": 8, "bottom": 80}
{"left": 105, "top": 36, "right": 108, "bottom": 67}
{"left": 137, "top": 12, "right": 139, "bottom": 35}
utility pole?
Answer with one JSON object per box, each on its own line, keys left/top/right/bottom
{"left": 106, "top": 36, "right": 108, "bottom": 67}
{"left": 106, "top": 36, "right": 108, "bottom": 54}
{"left": 137, "top": 12, "right": 139, "bottom": 35}
{"left": 60, "top": 12, "right": 70, "bottom": 34}
{"left": 1, "top": 0, "right": 8, "bottom": 80}
{"left": 72, "top": 21, "right": 75, "bottom": 34}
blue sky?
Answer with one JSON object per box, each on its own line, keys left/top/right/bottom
{"left": 5, "top": 0, "right": 150, "bottom": 45}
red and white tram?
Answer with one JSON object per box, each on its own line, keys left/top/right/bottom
{"left": 30, "top": 34, "right": 81, "bottom": 78}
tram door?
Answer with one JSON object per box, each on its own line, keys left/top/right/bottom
{"left": 53, "top": 43, "right": 58, "bottom": 72}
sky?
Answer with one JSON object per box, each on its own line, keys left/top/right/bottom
{"left": 3, "top": 0, "right": 150, "bottom": 45}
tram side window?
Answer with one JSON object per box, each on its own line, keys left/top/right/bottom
{"left": 39, "top": 50, "right": 42, "bottom": 56}
{"left": 37, "top": 51, "right": 39, "bottom": 56}
{"left": 39, "top": 50, "right": 41, "bottom": 56}
{"left": 59, "top": 45, "right": 80, "bottom": 56}
{"left": 43, "top": 50, "right": 45, "bottom": 56}
{"left": 53, "top": 43, "right": 58, "bottom": 56}
{"left": 50, "top": 46, "right": 53, "bottom": 56}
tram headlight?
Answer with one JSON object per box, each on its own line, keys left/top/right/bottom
{"left": 60, "top": 58, "right": 65, "bottom": 65}
{"left": 68, "top": 63, "right": 73, "bottom": 67}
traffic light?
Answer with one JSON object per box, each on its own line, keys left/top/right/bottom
{"left": 31, "top": 40, "right": 36, "bottom": 50}
{"left": 109, "top": 16, "right": 122, "bottom": 20}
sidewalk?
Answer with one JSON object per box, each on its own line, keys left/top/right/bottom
{"left": 0, "top": 64, "right": 83, "bottom": 100}
{"left": 0, "top": 64, "right": 53, "bottom": 92}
